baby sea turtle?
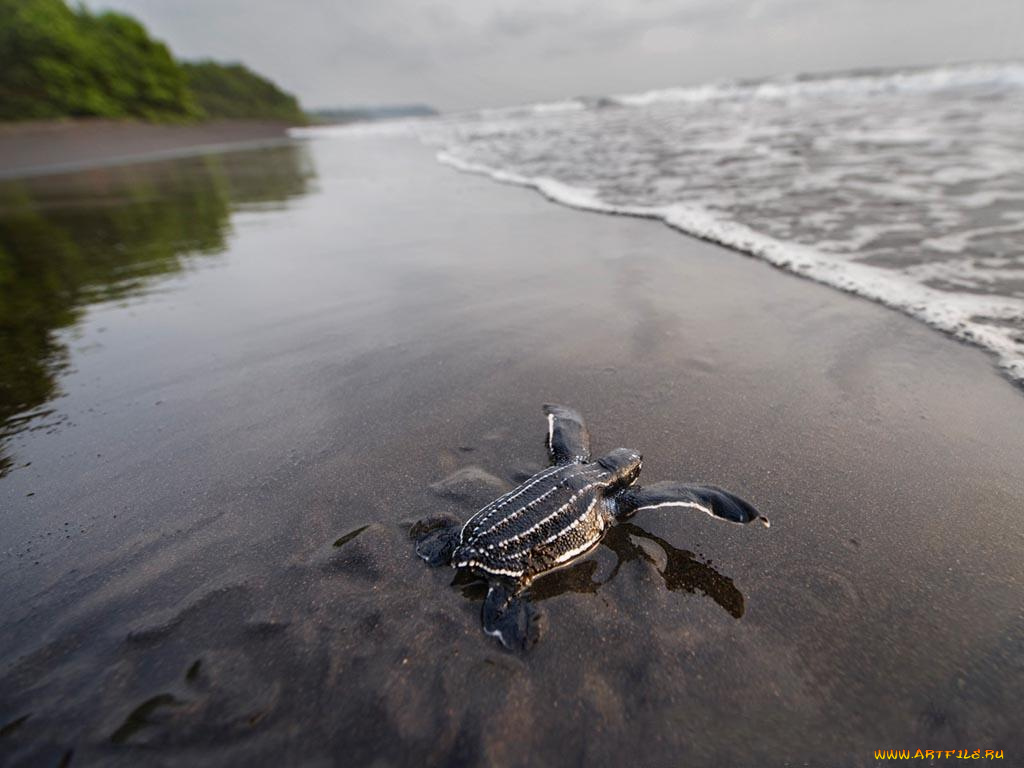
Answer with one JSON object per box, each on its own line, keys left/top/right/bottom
{"left": 413, "top": 404, "right": 768, "bottom": 650}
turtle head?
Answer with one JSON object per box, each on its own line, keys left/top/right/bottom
{"left": 597, "top": 448, "right": 643, "bottom": 490}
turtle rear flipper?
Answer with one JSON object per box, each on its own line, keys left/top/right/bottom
{"left": 543, "top": 403, "right": 591, "bottom": 465}
{"left": 617, "top": 482, "right": 769, "bottom": 527}
{"left": 482, "top": 583, "right": 543, "bottom": 651}
{"left": 411, "top": 513, "right": 462, "bottom": 566}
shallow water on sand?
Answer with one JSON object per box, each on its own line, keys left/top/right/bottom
{"left": 397, "top": 63, "right": 1024, "bottom": 384}
{"left": 1, "top": 137, "right": 1023, "bottom": 766}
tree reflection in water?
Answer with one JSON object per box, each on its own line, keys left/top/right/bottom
{"left": 0, "top": 144, "right": 315, "bottom": 476}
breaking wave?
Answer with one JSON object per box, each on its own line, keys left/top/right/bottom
{"left": 299, "top": 61, "right": 1024, "bottom": 384}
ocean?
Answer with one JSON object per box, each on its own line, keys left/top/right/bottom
{"left": 307, "top": 62, "right": 1024, "bottom": 384}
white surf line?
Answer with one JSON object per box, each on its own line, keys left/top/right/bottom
{"left": 436, "top": 151, "right": 1024, "bottom": 387}
{"left": 613, "top": 61, "right": 1024, "bottom": 107}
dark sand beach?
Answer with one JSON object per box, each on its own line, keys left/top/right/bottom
{"left": 1, "top": 135, "right": 1023, "bottom": 766}
{"left": 0, "top": 119, "right": 295, "bottom": 179}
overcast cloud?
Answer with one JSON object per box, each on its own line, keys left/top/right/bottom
{"left": 84, "top": 0, "right": 1024, "bottom": 111}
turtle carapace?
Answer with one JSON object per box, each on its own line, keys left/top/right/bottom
{"left": 413, "top": 404, "right": 768, "bottom": 650}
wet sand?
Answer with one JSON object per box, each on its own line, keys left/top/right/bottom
{"left": 0, "top": 135, "right": 1023, "bottom": 767}
{"left": 0, "top": 119, "right": 295, "bottom": 179}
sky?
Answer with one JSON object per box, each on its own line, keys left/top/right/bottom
{"left": 84, "top": 0, "right": 1024, "bottom": 111}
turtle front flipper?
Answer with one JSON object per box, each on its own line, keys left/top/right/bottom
{"left": 482, "top": 582, "right": 543, "bottom": 651}
{"left": 617, "top": 482, "right": 769, "bottom": 527}
{"left": 411, "top": 513, "right": 463, "bottom": 566}
{"left": 543, "top": 403, "right": 591, "bottom": 465}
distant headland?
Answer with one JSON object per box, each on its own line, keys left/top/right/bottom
{"left": 309, "top": 105, "right": 439, "bottom": 124}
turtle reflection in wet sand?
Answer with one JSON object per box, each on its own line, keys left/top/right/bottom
{"left": 413, "top": 404, "right": 769, "bottom": 650}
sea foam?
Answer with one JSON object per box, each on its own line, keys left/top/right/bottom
{"left": 297, "top": 62, "right": 1024, "bottom": 384}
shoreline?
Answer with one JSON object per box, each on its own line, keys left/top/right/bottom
{"left": 435, "top": 149, "right": 1024, "bottom": 391}
{"left": 0, "top": 135, "right": 1022, "bottom": 765}
{"left": 0, "top": 118, "right": 299, "bottom": 179}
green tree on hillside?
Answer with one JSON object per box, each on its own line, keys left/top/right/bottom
{"left": 182, "top": 61, "right": 306, "bottom": 123}
{"left": 78, "top": 9, "right": 200, "bottom": 119}
{"left": 0, "top": 0, "right": 197, "bottom": 120}
{"left": 0, "top": 0, "right": 306, "bottom": 122}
